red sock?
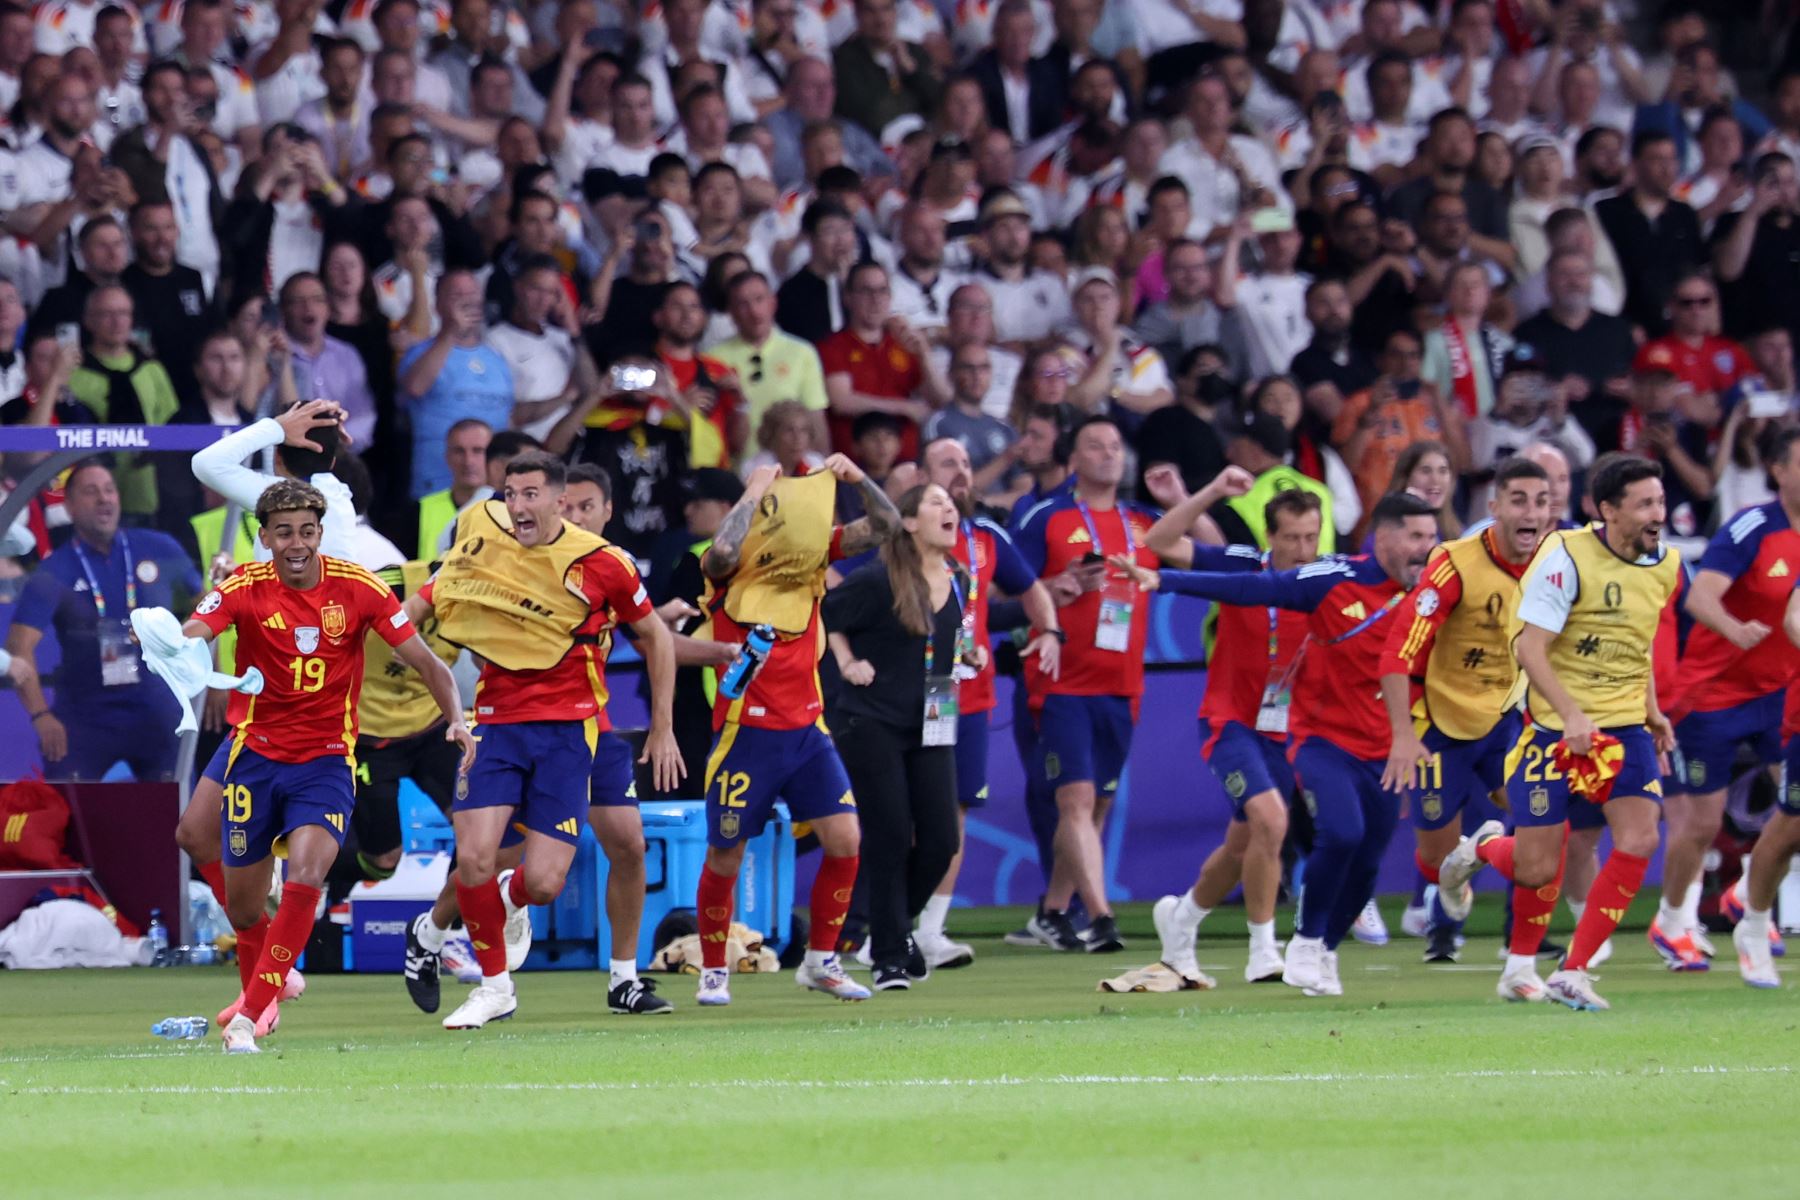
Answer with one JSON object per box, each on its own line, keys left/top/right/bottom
{"left": 455, "top": 877, "right": 509, "bottom": 978}
{"left": 809, "top": 854, "right": 859, "bottom": 952}
{"left": 1475, "top": 834, "right": 1517, "bottom": 882}
{"left": 234, "top": 917, "right": 267, "bottom": 993}
{"left": 1508, "top": 837, "right": 1567, "bottom": 957}
{"left": 198, "top": 860, "right": 228, "bottom": 907}
{"left": 1414, "top": 849, "right": 1441, "bottom": 884}
{"left": 697, "top": 864, "right": 736, "bottom": 970}
{"left": 239, "top": 883, "right": 320, "bottom": 1016}
{"left": 506, "top": 868, "right": 531, "bottom": 911}
{"left": 1565, "top": 850, "right": 1649, "bottom": 970}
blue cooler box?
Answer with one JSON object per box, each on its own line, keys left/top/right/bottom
{"left": 347, "top": 852, "right": 451, "bottom": 973}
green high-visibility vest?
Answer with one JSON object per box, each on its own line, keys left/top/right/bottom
{"left": 1224, "top": 466, "right": 1337, "bottom": 554}
{"left": 417, "top": 489, "right": 458, "bottom": 561}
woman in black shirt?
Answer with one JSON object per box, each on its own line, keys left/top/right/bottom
{"left": 823, "top": 483, "right": 974, "bottom": 990}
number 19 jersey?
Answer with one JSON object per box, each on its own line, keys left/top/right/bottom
{"left": 191, "top": 558, "right": 415, "bottom": 765}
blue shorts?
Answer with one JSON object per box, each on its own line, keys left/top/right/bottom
{"left": 218, "top": 746, "right": 356, "bottom": 867}
{"left": 1412, "top": 711, "right": 1522, "bottom": 832}
{"left": 954, "top": 709, "right": 990, "bottom": 808}
{"left": 201, "top": 738, "right": 230, "bottom": 785}
{"left": 457, "top": 719, "right": 598, "bottom": 847}
{"left": 588, "top": 731, "right": 638, "bottom": 809}
{"left": 1035, "top": 694, "right": 1134, "bottom": 795}
{"left": 1198, "top": 719, "right": 1294, "bottom": 820}
{"left": 1506, "top": 722, "right": 1664, "bottom": 830}
{"left": 1780, "top": 735, "right": 1800, "bottom": 817}
{"left": 1292, "top": 736, "right": 1389, "bottom": 824}
{"left": 1674, "top": 691, "right": 1783, "bottom": 795}
{"left": 704, "top": 722, "right": 856, "bottom": 849}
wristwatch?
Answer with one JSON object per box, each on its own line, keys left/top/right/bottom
{"left": 1047, "top": 628, "right": 1067, "bottom": 643}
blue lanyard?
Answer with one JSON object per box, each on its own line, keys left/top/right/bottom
{"left": 1326, "top": 588, "right": 1404, "bottom": 645}
{"left": 1076, "top": 501, "right": 1134, "bottom": 562}
{"left": 73, "top": 533, "right": 134, "bottom": 622}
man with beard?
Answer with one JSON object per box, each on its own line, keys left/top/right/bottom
{"left": 122, "top": 200, "right": 210, "bottom": 400}
{"left": 1595, "top": 132, "right": 1703, "bottom": 335}
{"left": 1386, "top": 110, "right": 1512, "bottom": 275}
{"left": 109, "top": 60, "right": 225, "bottom": 293}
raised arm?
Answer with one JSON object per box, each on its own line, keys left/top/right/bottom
{"left": 829, "top": 453, "right": 902, "bottom": 555}
{"left": 701, "top": 464, "right": 781, "bottom": 581}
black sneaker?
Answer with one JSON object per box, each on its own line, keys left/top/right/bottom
{"left": 608, "top": 976, "right": 673, "bottom": 1014}
{"left": 1537, "top": 937, "right": 1566, "bottom": 959}
{"left": 872, "top": 964, "right": 911, "bottom": 991}
{"left": 403, "top": 913, "right": 441, "bottom": 1014}
{"left": 1423, "top": 926, "right": 1460, "bottom": 963}
{"left": 1028, "top": 908, "right": 1084, "bottom": 950}
{"left": 1083, "top": 914, "right": 1126, "bottom": 953}
{"left": 904, "top": 937, "right": 930, "bottom": 982}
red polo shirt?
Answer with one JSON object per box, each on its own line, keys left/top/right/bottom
{"left": 817, "top": 328, "right": 923, "bottom": 458}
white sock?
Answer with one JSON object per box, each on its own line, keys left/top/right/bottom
{"left": 803, "top": 948, "right": 832, "bottom": 969}
{"left": 919, "top": 894, "right": 951, "bottom": 938}
{"left": 483, "top": 970, "right": 513, "bottom": 994}
{"left": 609, "top": 958, "right": 637, "bottom": 988}
{"left": 1174, "top": 892, "right": 1210, "bottom": 932}
{"left": 501, "top": 874, "right": 522, "bottom": 918}
{"left": 1658, "top": 898, "right": 1687, "bottom": 932}
{"left": 1742, "top": 905, "right": 1773, "bottom": 936}
{"left": 416, "top": 915, "right": 447, "bottom": 953}
{"left": 1681, "top": 881, "right": 1703, "bottom": 932}
{"left": 1247, "top": 920, "right": 1276, "bottom": 951}
{"left": 1567, "top": 897, "right": 1586, "bottom": 923}
{"left": 1504, "top": 953, "right": 1537, "bottom": 976}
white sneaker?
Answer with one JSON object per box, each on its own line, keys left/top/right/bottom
{"left": 1400, "top": 902, "right": 1432, "bottom": 939}
{"left": 1152, "top": 894, "right": 1200, "bottom": 978}
{"left": 1305, "top": 950, "right": 1342, "bottom": 997}
{"left": 440, "top": 935, "right": 483, "bottom": 984}
{"left": 1351, "top": 900, "right": 1389, "bottom": 945}
{"left": 220, "top": 1012, "right": 260, "bottom": 1054}
{"left": 1282, "top": 936, "right": 1324, "bottom": 990}
{"left": 1437, "top": 820, "right": 1501, "bottom": 921}
{"left": 852, "top": 939, "right": 873, "bottom": 968}
{"left": 1245, "top": 942, "right": 1284, "bottom": 983}
{"left": 442, "top": 982, "right": 518, "bottom": 1029}
{"left": 1497, "top": 959, "right": 1548, "bottom": 1002}
{"left": 1589, "top": 936, "right": 1614, "bottom": 968}
{"left": 279, "top": 969, "right": 306, "bottom": 1002}
{"left": 1688, "top": 924, "right": 1718, "bottom": 959}
{"left": 1545, "top": 967, "right": 1609, "bottom": 1011}
{"left": 796, "top": 954, "right": 871, "bottom": 1001}
{"left": 696, "top": 967, "right": 732, "bottom": 1006}
{"left": 914, "top": 928, "right": 974, "bottom": 969}
{"left": 496, "top": 870, "right": 533, "bottom": 971}
{"left": 1734, "top": 922, "right": 1781, "bottom": 989}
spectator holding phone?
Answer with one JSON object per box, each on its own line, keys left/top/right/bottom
{"left": 1712, "top": 151, "right": 1800, "bottom": 350}
{"left": 400, "top": 270, "right": 515, "bottom": 499}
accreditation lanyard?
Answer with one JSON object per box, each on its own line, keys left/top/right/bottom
{"left": 922, "top": 569, "right": 965, "bottom": 746}
{"left": 74, "top": 533, "right": 134, "bottom": 622}
{"left": 1326, "top": 588, "right": 1405, "bottom": 645}
{"left": 1078, "top": 501, "right": 1136, "bottom": 653}
{"left": 959, "top": 520, "right": 979, "bottom": 609}
{"left": 1255, "top": 550, "right": 1292, "bottom": 734}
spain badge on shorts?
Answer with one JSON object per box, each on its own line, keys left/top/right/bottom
{"left": 720, "top": 811, "right": 741, "bottom": 840}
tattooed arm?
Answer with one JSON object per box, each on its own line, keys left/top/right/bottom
{"left": 826, "top": 453, "right": 902, "bottom": 555}
{"left": 701, "top": 464, "right": 781, "bottom": 582}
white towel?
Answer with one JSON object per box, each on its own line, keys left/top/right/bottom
{"left": 129, "top": 607, "right": 264, "bottom": 735}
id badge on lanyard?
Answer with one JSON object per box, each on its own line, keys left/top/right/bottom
{"left": 78, "top": 535, "right": 141, "bottom": 688}
{"left": 1253, "top": 554, "right": 1290, "bottom": 733}
{"left": 922, "top": 603, "right": 959, "bottom": 746}
{"left": 1081, "top": 502, "right": 1135, "bottom": 653}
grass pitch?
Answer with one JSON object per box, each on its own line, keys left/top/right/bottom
{"left": 2, "top": 900, "right": 1793, "bottom": 1200}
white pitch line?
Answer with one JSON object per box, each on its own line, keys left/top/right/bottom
{"left": 3, "top": 1064, "right": 1792, "bottom": 1099}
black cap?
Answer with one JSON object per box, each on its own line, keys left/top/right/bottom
{"left": 581, "top": 167, "right": 647, "bottom": 204}
{"left": 1502, "top": 341, "right": 1547, "bottom": 378}
{"left": 1231, "top": 410, "right": 1291, "bottom": 460}
{"left": 684, "top": 468, "right": 744, "bottom": 505}
{"left": 852, "top": 411, "right": 905, "bottom": 441}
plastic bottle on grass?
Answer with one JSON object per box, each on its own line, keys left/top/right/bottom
{"left": 150, "top": 1017, "right": 208, "bottom": 1040}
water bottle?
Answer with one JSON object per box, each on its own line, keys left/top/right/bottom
{"left": 150, "top": 1017, "right": 209, "bottom": 1040}
{"left": 147, "top": 909, "right": 170, "bottom": 967}
{"left": 718, "top": 624, "right": 775, "bottom": 700}
{"left": 187, "top": 943, "right": 219, "bottom": 966}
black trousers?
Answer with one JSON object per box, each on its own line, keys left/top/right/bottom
{"left": 835, "top": 714, "right": 960, "bottom": 968}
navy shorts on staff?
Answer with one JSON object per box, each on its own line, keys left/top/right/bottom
{"left": 1411, "top": 711, "right": 1522, "bottom": 832}
{"left": 1674, "top": 691, "right": 1783, "bottom": 795}
{"left": 457, "top": 719, "right": 599, "bottom": 847}
{"left": 218, "top": 745, "right": 356, "bottom": 866}
{"left": 955, "top": 710, "right": 990, "bottom": 808}
{"left": 589, "top": 731, "right": 639, "bottom": 808}
{"left": 1198, "top": 719, "right": 1294, "bottom": 820}
{"left": 1034, "top": 694, "right": 1134, "bottom": 795}
{"left": 1779, "top": 735, "right": 1800, "bottom": 817}
{"left": 704, "top": 722, "right": 856, "bottom": 849}
{"left": 1507, "top": 722, "right": 1664, "bottom": 831}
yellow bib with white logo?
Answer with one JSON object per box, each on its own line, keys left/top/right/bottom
{"left": 360, "top": 561, "right": 460, "bottom": 739}
{"left": 434, "top": 500, "right": 606, "bottom": 671}
{"left": 1419, "top": 531, "right": 1527, "bottom": 741}
{"left": 718, "top": 471, "right": 836, "bottom": 635}
{"left": 1518, "top": 527, "right": 1681, "bottom": 731}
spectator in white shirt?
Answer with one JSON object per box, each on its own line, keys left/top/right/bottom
{"left": 889, "top": 202, "right": 963, "bottom": 334}
{"left": 590, "top": 73, "right": 663, "bottom": 179}
{"left": 1066, "top": 266, "right": 1173, "bottom": 420}
{"left": 1159, "top": 72, "right": 1288, "bottom": 240}
{"left": 295, "top": 38, "right": 374, "bottom": 180}
{"left": 645, "top": 0, "right": 756, "bottom": 131}
{"left": 967, "top": 189, "right": 1070, "bottom": 347}
{"left": 372, "top": 192, "right": 440, "bottom": 342}
{"left": 1216, "top": 212, "right": 1313, "bottom": 379}
{"left": 173, "top": 0, "right": 264, "bottom": 162}
{"left": 928, "top": 281, "right": 1020, "bottom": 420}
{"left": 250, "top": 0, "right": 329, "bottom": 126}
{"left": 488, "top": 256, "right": 599, "bottom": 441}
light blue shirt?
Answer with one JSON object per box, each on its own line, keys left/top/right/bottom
{"left": 402, "top": 341, "right": 515, "bottom": 499}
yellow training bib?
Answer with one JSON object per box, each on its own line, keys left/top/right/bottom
{"left": 434, "top": 500, "right": 607, "bottom": 671}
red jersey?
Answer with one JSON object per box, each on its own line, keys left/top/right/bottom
{"left": 191, "top": 557, "right": 414, "bottom": 765}
{"left": 708, "top": 527, "right": 847, "bottom": 732}
{"left": 1675, "top": 502, "right": 1800, "bottom": 713}
{"left": 818, "top": 329, "right": 923, "bottom": 459}
{"left": 1633, "top": 334, "right": 1754, "bottom": 397}
{"left": 1015, "top": 495, "right": 1159, "bottom": 708}
{"left": 1191, "top": 544, "right": 1309, "bottom": 741}
{"left": 420, "top": 543, "right": 653, "bottom": 726}
{"left": 661, "top": 350, "right": 742, "bottom": 465}
{"left": 953, "top": 518, "right": 1039, "bottom": 715}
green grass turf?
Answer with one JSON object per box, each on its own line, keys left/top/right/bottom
{"left": 1, "top": 899, "right": 1793, "bottom": 1200}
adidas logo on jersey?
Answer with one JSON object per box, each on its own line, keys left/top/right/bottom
{"left": 1340, "top": 601, "right": 1367, "bottom": 620}
{"left": 264, "top": 613, "right": 287, "bottom": 630}
{"left": 1065, "top": 528, "right": 1092, "bottom": 544}
{"left": 1771, "top": 559, "right": 1790, "bottom": 578}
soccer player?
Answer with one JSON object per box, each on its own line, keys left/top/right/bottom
{"left": 1381, "top": 457, "right": 1554, "bottom": 994}
{"left": 177, "top": 480, "right": 472, "bottom": 1053}
{"left": 1011, "top": 416, "right": 1167, "bottom": 953}
{"left": 915, "top": 438, "right": 1063, "bottom": 969}
{"left": 1724, "top": 674, "right": 1800, "bottom": 986}
{"left": 407, "top": 452, "right": 684, "bottom": 1029}
{"left": 693, "top": 453, "right": 899, "bottom": 1006}
{"left": 1114, "top": 493, "right": 1441, "bottom": 996}
{"left": 1652, "top": 428, "right": 1800, "bottom": 970}
{"left": 1141, "top": 465, "right": 1312, "bottom": 985}
{"left": 1501, "top": 455, "right": 1682, "bottom": 1011}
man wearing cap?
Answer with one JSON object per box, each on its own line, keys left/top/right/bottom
{"left": 1215, "top": 210, "right": 1312, "bottom": 380}
{"left": 970, "top": 188, "right": 1071, "bottom": 347}
{"left": 1467, "top": 342, "right": 1597, "bottom": 510}
{"left": 1065, "top": 267, "right": 1173, "bottom": 426}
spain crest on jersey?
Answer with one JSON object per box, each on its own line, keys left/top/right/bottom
{"left": 322, "top": 603, "right": 347, "bottom": 639}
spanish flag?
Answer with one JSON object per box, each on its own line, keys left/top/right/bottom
{"left": 1552, "top": 732, "right": 1626, "bottom": 805}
